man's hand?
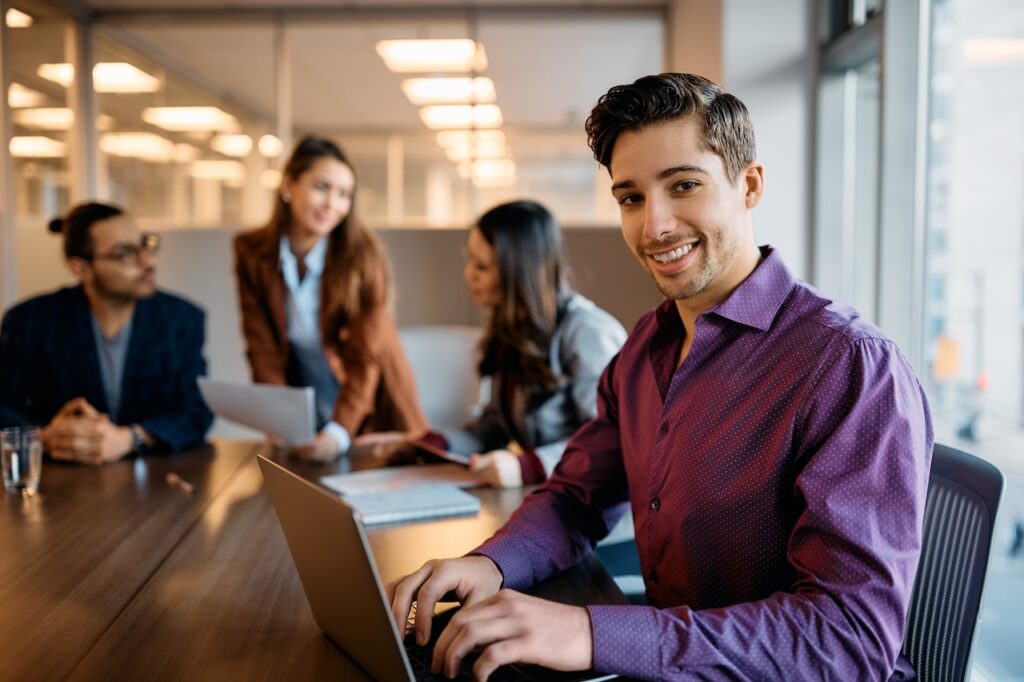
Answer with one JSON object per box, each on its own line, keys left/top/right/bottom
{"left": 433, "top": 590, "right": 593, "bottom": 680}
{"left": 291, "top": 430, "right": 340, "bottom": 463}
{"left": 42, "top": 398, "right": 133, "bottom": 465}
{"left": 387, "top": 556, "right": 504, "bottom": 647}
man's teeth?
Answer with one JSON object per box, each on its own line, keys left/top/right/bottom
{"left": 651, "top": 243, "right": 694, "bottom": 264}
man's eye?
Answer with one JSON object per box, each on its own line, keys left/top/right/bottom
{"left": 617, "top": 194, "right": 642, "bottom": 206}
{"left": 675, "top": 181, "right": 698, "bottom": 192}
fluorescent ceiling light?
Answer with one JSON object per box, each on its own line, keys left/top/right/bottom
{"left": 37, "top": 63, "right": 74, "bottom": 87}
{"left": 37, "top": 62, "right": 161, "bottom": 93}
{"left": 258, "top": 134, "right": 284, "bottom": 158}
{"left": 191, "top": 159, "right": 245, "bottom": 183}
{"left": 401, "top": 77, "right": 496, "bottom": 105}
{"left": 419, "top": 104, "right": 502, "bottom": 130}
{"left": 376, "top": 39, "right": 487, "bottom": 73}
{"left": 261, "top": 168, "right": 283, "bottom": 189}
{"left": 456, "top": 158, "right": 517, "bottom": 187}
{"left": 5, "top": 8, "right": 32, "bottom": 28}
{"left": 10, "top": 136, "right": 66, "bottom": 158}
{"left": 964, "top": 39, "right": 1024, "bottom": 64}
{"left": 8, "top": 83, "right": 46, "bottom": 108}
{"left": 210, "top": 134, "right": 253, "bottom": 157}
{"left": 96, "top": 114, "right": 116, "bottom": 131}
{"left": 100, "top": 132, "right": 175, "bottom": 161}
{"left": 142, "top": 106, "right": 239, "bottom": 133}
{"left": 436, "top": 130, "right": 506, "bottom": 147}
{"left": 444, "top": 140, "right": 508, "bottom": 161}
{"left": 13, "top": 107, "right": 74, "bottom": 130}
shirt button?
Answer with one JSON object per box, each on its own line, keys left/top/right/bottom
{"left": 650, "top": 497, "right": 660, "bottom": 511}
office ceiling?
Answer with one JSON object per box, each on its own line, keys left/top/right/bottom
{"left": 10, "top": 0, "right": 663, "bottom": 166}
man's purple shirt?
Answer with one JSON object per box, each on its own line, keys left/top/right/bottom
{"left": 475, "top": 247, "right": 933, "bottom": 680}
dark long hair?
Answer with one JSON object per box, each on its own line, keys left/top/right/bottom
{"left": 476, "top": 200, "right": 569, "bottom": 393}
{"left": 254, "top": 135, "right": 388, "bottom": 345}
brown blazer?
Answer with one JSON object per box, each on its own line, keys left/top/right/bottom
{"left": 233, "top": 229, "right": 427, "bottom": 435}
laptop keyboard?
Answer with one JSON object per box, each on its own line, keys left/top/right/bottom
{"left": 403, "top": 604, "right": 530, "bottom": 681}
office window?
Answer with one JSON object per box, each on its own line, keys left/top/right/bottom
{"left": 921, "top": 0, "right": 1024, "bottom": 678}
{"left": 815, "top": 15, "right": 882, "bottom": 322}
{"left": 93, "top": 22, "right": 277, "bottom": 229}
{"left": 6, "top": 0, "right": 74, "bottom": 297}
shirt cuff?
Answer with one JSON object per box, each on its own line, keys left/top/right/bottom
{"left": 586, "top": 604, "right": 664, "bottom": 680}
{"left": 470, "top": 539, "right": 536, "bottom": 591}
{"left": 322, "top": 421, "right": 351, "bottom": 456}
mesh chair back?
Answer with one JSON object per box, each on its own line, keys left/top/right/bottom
{"left": 902, "top": 443, "right": 1003, "bottom": 682}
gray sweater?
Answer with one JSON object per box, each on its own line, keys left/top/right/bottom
{"left": 441, "top": 293, "right": 627, "bottom": 476}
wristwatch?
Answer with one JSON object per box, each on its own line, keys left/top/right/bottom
{"left": 131, "top": 424, "right": 147, "bottom": 453}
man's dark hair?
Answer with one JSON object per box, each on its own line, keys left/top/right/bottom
{"left": 585, "top": 72, "right": 757, "bottom": 182}
{"left": 48, "top": 201, "right": 124, "bottom": 260}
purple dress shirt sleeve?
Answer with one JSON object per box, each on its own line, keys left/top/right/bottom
{"left": 479, "top": 335, "right": 932, "bottom": 680}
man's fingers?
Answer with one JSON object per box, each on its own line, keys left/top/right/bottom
{"left": 390, "top": 562, "right": 434, "bottom": 634}
{"left": 440, "top": 612, "right": 518, "bottom": 679}
{"left": 473, "top": 640, "right": 524, "bottom": 682}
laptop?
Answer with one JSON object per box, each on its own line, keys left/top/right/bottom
{"left": 257, "top": 455, "right": 616, "bottom": 681}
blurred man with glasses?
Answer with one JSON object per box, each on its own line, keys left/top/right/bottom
{"left": 0, "top": 202, "right": 213, "bottom": 465}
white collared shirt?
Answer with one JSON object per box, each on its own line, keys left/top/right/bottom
{"left": 279, "top": 235, "right": 350, "bottom": 455}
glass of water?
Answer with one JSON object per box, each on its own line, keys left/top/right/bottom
{"left": 2, "top": 426, "right": 42, "bottom": 495}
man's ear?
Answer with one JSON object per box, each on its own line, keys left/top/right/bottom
{"left": 742, "top": 161, "right": 765, "bottom": 210}
{"left": 66, "top": 257, "right": 92, "bottom": 283}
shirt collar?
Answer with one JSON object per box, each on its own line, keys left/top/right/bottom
{"left": 655, "top": 245, "right": 796, "bottom": 333}
{"left": 279, "top": 235, "right": 328, "bottom": 287}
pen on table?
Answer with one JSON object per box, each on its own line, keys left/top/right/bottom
{"left": 165, "top": 472, "right": 195, "bottom": 495}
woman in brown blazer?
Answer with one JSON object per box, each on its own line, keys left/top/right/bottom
{"left": 234, "top": 136, "right": 427, "bottom": 461}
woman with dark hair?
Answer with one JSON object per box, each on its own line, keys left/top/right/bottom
{"left": 234, "top": 136, "right": 427, "bottom": 462}
{"left": 359, "top": 200, "right": 626, "bottom": 486}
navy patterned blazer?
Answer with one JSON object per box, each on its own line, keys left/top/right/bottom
{"left": 0, "top": 285, "right": 213, "bottom": 452}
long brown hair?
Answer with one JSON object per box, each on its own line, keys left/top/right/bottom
{"left": 476, "top": 200, "right": 568, "bottom": 393}
{"left": 256, "top": 135, "right": 388, "bottom": 346}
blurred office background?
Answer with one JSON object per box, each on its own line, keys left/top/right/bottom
{"left": 0, "top": 0, "right": 1021, "bottom": 678}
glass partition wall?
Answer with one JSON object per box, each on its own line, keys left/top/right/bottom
{"left": 2, "top": 6, "right": 662, "bottom": 241}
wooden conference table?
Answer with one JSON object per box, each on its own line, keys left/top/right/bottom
{"left": 0, "top": 440, "right": 626, "bottom": 680}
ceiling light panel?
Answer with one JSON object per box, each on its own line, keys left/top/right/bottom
{"left": 376, "top": 39, "right": 487, "bottom": 73}
{"left": 37, "top": 62, "right": 161, "bottom": 93}
{"left": 12, "top": 107, "right": 74, "bottom": 130}
{"left": 5, "top": 8, "right": 32, "bottom": 28}
{"left": 8, "top": 83, "right": 46, "bottom": 108}
{"left": 436, "top": 130, "right": 506, "bottom": 147}
{"left": 142, "top": 106, "right": 239, "bottom": 133}
{"left": 10, "top": 136, "right": 65, "bottom": 158}
{"left": 100, "top": 132, "right": 174, "bottom": 161}
{"left": 401, "top": 77, "right": 496, "bottom": 105}
{"left": 419, "top": 104, "right": 502, "bottom": 130}
{"left": 210, "top": 134, "right": 253, "bottom": 157}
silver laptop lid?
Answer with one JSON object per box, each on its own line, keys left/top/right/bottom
{"left": 257, "top": 455, "right": 414, "bottom": 681}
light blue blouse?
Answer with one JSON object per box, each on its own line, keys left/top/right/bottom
{"left": 279, "top": 236, "right": 350, "bottom": 454}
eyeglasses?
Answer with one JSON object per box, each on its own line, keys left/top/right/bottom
{"left": 91, "top": 233, "right": 161, "bottom": 266}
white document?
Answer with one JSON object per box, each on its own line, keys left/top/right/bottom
{"left": 198, "top": 378, "right": 315, "bottom": 445}
{"left": 320, "top": 463, "right": 478, "bottom": 496}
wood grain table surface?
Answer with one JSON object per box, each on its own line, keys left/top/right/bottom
{"left": 2, "top": 439, "right": 625, "bottom": 681}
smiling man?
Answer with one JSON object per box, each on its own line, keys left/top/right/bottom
{"left": 0, "top": 202, "right": 212, "bottom": 465}
{"left": 389, "top": 73, "right": 933, "bottom": 681}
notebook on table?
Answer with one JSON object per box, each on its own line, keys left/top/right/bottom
{"left": 257, "top": 456, "right": 616, "bottom": 681}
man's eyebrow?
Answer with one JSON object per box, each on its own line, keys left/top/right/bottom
{"left": 659, "top": 164, "right": 709, "bottom": 179}
{"left": 611, "top": 165, "right": 710, "bottom": 193}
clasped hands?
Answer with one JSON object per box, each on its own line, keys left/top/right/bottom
{"left": 387, "top": 555, "right": 593, "bottom": 681}
{"left": 42, "top": 397, "right": 134, "bottom": 465}
{"left": 354, "top": 431, "right": 523, "bottom": 488}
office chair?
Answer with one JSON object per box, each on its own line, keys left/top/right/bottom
{"left": 399, "top": 325, "right": 484, "bottom": 430}
{"left": 901, "top": 442, "right": 1004, "bottom": 682}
